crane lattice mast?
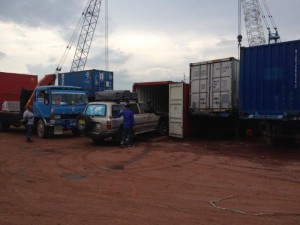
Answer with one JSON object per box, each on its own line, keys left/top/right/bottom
{"left": 238, "top": 0, "right": 280, "bottom": 47}
{"left": 70, "top": 0, "right": 102, "bottom": 72}
{"left": 241, "top": 0, "right": 266, "bottom": 46}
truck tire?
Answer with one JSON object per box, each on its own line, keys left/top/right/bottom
{"left": 72, "top": 129, "right": 80, "bottom": 136}
{"left": 37, "top": 119, "right": 47, "bottom": 138}
{"left": 0, "top": 122, "right": 10, "bottom": 132}
{"left": 158, "top": 120, "right": 168, "bottom": 136}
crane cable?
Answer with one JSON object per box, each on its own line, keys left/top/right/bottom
{"left": 260, "top": 0, "right": 278, "bottom": 30}
{"left": 257, "top": 1, "right": 270, "bottom": 32}
{"left": 55, "top": 0, "right": 91, "bottom": 73}
{"left": 105, "top": 0, "right": 108, "bottom": 71}
{"left": 257, "top": 0, "right": 280, "bottom": 43}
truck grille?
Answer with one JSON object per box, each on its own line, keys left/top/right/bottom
{"left": 60, "top": 114, "right": 79, "bottom": 119}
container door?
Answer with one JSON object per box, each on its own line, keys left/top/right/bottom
{"left": 190, "top": 64, "right": 209, "bottom": 111}
{"left": 210, "top": 61, "right": 233, "bottom": 111}
{"left": 169, "top": 83, "right": 184, "bottom": 138}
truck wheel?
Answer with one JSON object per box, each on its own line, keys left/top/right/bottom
{"left": 72, "top": 129, "right": 80, "bottom": 136}
{"left": 158, "top": 120, "right": 168, "bottom": 136}
{"left": 37, "top": 119, "right": 47, "bottom": 138}
{"left": 0, "top": 122, "right": 10, "bottom": 131}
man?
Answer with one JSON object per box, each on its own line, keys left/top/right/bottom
{"left": 112, "top": 104, "right": 135, "bottom": 148}
{"left": 23, "top": 105, "right": 34, "bottom": 143}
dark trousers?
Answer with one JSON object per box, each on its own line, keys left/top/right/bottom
{"left": 26, "top": 124, "right": 33, "bottom": 139}
{"left": 121, "top": 127, "right": 133, "bottom": 146}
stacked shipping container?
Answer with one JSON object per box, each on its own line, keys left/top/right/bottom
{"left": 58, "top": 69, "right": 113, "bottom": 100}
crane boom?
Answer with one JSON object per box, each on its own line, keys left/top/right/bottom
{"left": 241, "top": 0, "right": 266, "bottom": 46}
{"left": 239, "top": 0, "right": 280, "bottom": 47}
{"left": 70, "top": 0, "right": 102, "bottom": 72}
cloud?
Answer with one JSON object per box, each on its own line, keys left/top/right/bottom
{"left": 0, "top": 0, "right": 299, "bottom": 91}
{"left": 112, "top": 69, "right": 134, "bottom": 90}
{"left": 26, "top": 63, "right": 56, "bottom": 76}
{"left": 0, "top": 0, "right": 83, "bottom": 28}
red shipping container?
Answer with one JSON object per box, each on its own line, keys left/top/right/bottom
{"left": 0, "top": 72, "right": 38, "bottom": 110}
{"left": 133, "top": 81, "right": 191, "bottom": 138}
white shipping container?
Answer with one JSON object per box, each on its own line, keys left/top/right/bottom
{"left": 2, "top": 101, "right": 20, "bottom": 112}
{"left": 189, "top": 57, "right": 239, "bottom": 114}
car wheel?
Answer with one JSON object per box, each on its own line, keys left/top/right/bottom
{"left": 112, "top": 128, "right": 122, "bottom": 143}
{"left": 158, "top": 120, "right": 168, "bottom": 136}
{"left": 92, "top": 138, "right": 104, "bottom": 144}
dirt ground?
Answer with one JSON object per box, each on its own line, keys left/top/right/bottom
{"left": 0, "top": 128, "right": 300, "bottom": 225}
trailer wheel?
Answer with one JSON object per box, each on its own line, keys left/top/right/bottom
{"left": 158, "top": 120, "right": 168, "bottom": 136}
{"left": 37, "top": 119, "right": 47, "bottom": 138}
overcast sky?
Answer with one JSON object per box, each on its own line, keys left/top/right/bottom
{"left": 0, "top": 0, "right": 299, "bottom": 90}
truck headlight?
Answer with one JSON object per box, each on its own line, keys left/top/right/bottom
{"left": 54, "top": 115, "right": 61, "bottom": 119}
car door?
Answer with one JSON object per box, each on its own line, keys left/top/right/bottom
{"left": 126, "top": 103, "right": 144, "bottom": 133}
{"left": 138, "top": 103, "right": 159, "bottom": 132}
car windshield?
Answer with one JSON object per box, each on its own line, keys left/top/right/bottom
{"left": 85, "top": 104, "right": 106, "bottom": 116}
{"left": 51, "top": 93, "right": 87, "bottom": 106}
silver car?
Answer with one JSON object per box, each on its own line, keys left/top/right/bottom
{"left": 78, "top": 101, "right": 168, "bottom": 143}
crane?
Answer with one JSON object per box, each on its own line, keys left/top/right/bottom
{"left": 56, "top": 0, "right": 102, "bottom": 73}
{"left": 238, "top": 0, "right": 280, "bottom": 47}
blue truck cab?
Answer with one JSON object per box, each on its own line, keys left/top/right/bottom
{"left": 33, "top": 85, "right": 88, "bottom": 137}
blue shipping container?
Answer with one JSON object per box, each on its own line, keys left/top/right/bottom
{"left": 240, "top": 40, "right": 300, "bottom": 120}
{"left": 58, "top": 69, "right": 113, "bottom": 98}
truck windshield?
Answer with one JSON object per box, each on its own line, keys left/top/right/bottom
{"left": 51, "top": 93, "right": 87, "bottom": 106}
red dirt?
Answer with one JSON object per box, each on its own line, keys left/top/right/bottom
{"left": 1, "top": 128, "right": 300, "bottom": 225}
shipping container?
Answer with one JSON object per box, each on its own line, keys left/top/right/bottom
{"left": 133, "top": 81, "right": 173, "bottom": 113}
{"left": 58, "top": 69, "right": 113, "bottom": 100}
{"left": 240, "top": 40, "right": 300, "bottom": 120}
{"left": 132, "top": 81, "right": 191, "bottom": 138}
{"left": 239, "top": 40, "right": 300, "bottom": 143}
{"left": 0, "top": 72, "right": 38, "bottom": 110}
{"left": 189, "top": 57, "right": 239, "bottom": 116}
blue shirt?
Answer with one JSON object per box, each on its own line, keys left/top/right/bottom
{"left": 114, "top": 108, "right": 135, "bottom": 129}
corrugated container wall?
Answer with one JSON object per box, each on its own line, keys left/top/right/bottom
{"left": 240, "top": 40, "right": 300, "bottom": 119}
{"left": 58, "top": 69, "right": 113, "bottom": 99}
{"left": 189, "top": 57, "right": 239, "bottom": 115}
{"left": 132, "top": 81, "right": 173, "bottom": 113}
{"left": 0, "top": 72, "right": 38, "bottom": 110}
